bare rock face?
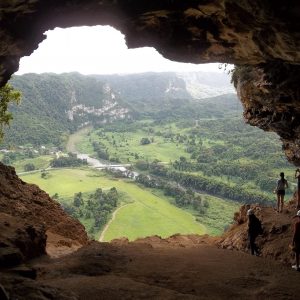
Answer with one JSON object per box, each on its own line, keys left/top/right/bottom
{"left": 0, "top": 162, "right": 88, "bottom": 264}
{"left": 232, "top": 63, "right": 300, "bottom": 165}
{"left": 0, "top": 212, "right": 47, "bottom": 267}
{"left": 0, "top": 0, "right": 300, "bottom": 163}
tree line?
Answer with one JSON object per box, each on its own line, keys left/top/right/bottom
{"left": 61, "top": 187, "right": 119, "bottom": 236}
{"left": 135, "top": 160, "right": 273, "bottom": 205}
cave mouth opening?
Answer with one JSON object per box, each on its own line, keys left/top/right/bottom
{"left": 4, "top": 25, "right": 293, "bottom": 244}
{"left": 17, "top": 25, "right": 223, "bottom": 75}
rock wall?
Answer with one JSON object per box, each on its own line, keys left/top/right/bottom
{"left": 0, "top": 162, "right": 88, "bottom": 265}
{"left": 1, "top": 0, "right": 300, "bottom": 163}
{"left": 232, "top": 64, "right": 300, "bottom": 165}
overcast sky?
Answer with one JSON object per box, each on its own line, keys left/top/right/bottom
{"left": 17, "top": 26, "right": 226, "bottom": 75}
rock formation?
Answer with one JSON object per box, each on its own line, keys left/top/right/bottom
{"left": 218, "top": 197, "right": 299, "bottom": 264}
{"left": 0, "top": 162, "right": 88, "bottom": 266}
{"left": 1, "top": 0, "right": 300, "bottom": 163}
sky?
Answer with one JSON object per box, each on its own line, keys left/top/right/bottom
{"left": 17, "top": 26, "right": 226, "bottom": 75}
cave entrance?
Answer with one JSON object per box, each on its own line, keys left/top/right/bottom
{"left": 2, "top": 25, "right": 294, "bottom": 245}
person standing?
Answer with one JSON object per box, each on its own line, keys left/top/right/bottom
{"left": 247, "top": 209, "right": 263, "bottom": 256}
{"left": 292, "top": 210, "right": 300, "bottom": 271}
{"left": 295, "top": 169, "right": 300, "bottom": 209}
{"left": 275, "top": 172, "right": 288, "bottom": 213}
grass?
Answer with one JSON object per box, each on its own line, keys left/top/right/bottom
{"left": 102, "top": 184, "right": 206, "bottom": 241}
{"left": 75, "top": 123, "right": 193, "bottom": 163}
{"left": 20, "top": 168, "right": 206, "bottom": 240}
{"left": 90, "top": 130, "right": 188, "bottom": 162}
{"left": 12, "top": 155, "right": 53, "bottom": 173}
{"left": 194, "top": 194, "right": 239, "bottom": 235}
{"left": 20, "top": 168, "right": 107, "bottom": 198}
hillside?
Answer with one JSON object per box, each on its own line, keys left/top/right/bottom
{"left": 3, "top": 72, "right": 237, "bottom": 147}
{"left": 4, "top": 73, "right": 129, "bottom": 146}
{"left": 177, "top": 71, "right": 235, "bottom": 99}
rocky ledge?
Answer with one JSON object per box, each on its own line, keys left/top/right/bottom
{"left": 0, "top": 162, "right": 88, "bottom": 266}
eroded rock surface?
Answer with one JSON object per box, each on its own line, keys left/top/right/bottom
{"left": 0, "top": 162, "right": 88, "bottom": 265}
{"left": 232, "top": 64, "right": 300, "bottom": 165}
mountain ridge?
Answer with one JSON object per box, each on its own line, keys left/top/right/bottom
{"left": 3, "top": 72, "right": 237, "bottom": 147}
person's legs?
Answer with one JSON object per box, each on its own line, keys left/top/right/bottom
{"left": 249, "top": 235, "right": 254, "bottom": 255}
{"left": 280, "top": 195, "right": 284, "bottom": 212}
{"left": 297, "top": 188, "right": 300, "bottom": 209}
{"left": 296, "top": 252, "right": 300, "bottom": 271}
{"left": 249, "top": 235, "right": 258, "bottom": 255}
{"left": 276, "top": 194, "right": 280, "bottom": 212}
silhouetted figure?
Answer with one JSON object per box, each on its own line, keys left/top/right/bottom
{"left": 292, "top": 210, "right": 300, "bottom": 271}
{"left": 295, "top": 169, "right": 300, "bottom": 209}
{"left": 247, "top": 209, "right": 263, "bottom": 256}
{"left": 275, "top": 172, "right": 288, "bottom": 213}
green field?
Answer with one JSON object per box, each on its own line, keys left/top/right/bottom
{"left": 74, "top": 123, "right": 190, "bottom": 163}
{"left": 13, "top": 155, "right": 53, "bottom": 173}
{"left": 102, "top": 188, "right": 206, "bottom": 242}
{"left": 20, "top": 168, "right": 210, "bottom": 240}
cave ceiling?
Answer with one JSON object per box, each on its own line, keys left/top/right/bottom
{"left": 0, "top": 0, "right": 300, "bottom": 163}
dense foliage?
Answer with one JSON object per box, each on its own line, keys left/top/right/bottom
{"left": 135, "top": 172, "right": 210, "bottom": 214}
{"left": 62, "top": 187, "right": 119, "bottom": 235}
{"left": 3, "top": 73, "right": 118, "bottom": 147}
{"left": 3, "top": 72, "right": 235, "bottom": 147}
{"left": 0, "top": 84, "right": 21, "bottom": 141}
{"left": 50, "top": 153, "right": 87, "bottom": 168}
{"left": 135, "top": 161, "right": 273, "bottom": 206}
{"left": 1, "top": 149, "right": 37, "bottom": 165}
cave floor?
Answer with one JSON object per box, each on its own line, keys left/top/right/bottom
{"left": 2, "top": 241, "right": 300, "bottom": 299}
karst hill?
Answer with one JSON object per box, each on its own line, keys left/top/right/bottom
{"left": 1, "top": 1, "right": 300, "bottom": 299}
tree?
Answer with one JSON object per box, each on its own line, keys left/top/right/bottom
{"left": 135, "top": 160, "right": 149, "bottom": 171}
{"left": 52, "top": 193, "right": 59, "bottom": 199}
{"left": 41, "top": 171, "right": 48, "bottom": 179}
{"left": 24, "top": 163, "right": 35, "bottom": 172}
{"left": 0, "top": 84, "right": 21, "bottom": 141}
{"left": 73, "top": 192, "right": 83, "bottom": 207}
{"left": 140, "top": 137, "right": 151, "bottom": 145}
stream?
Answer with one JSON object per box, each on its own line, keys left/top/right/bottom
{"left": 67, "top": 127, "right": 138, "bottom": 177}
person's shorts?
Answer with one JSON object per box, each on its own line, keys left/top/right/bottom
{"left": 277, "top": 190, "right": 285, "bottom": 196}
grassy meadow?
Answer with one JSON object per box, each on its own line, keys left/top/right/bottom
{"left": 13, "top": 155, "right": 53, "bottom": 173}
{"left": 74, "top": 122, "right": 191, "bottom": 163}
{"left": 20, "top": 168, "right": 216, "bottom": 240}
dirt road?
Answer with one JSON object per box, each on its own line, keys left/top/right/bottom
{"left": 99, "top": 204, "right": 130, "bottom": 242}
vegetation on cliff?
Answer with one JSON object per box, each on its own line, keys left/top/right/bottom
{"left": 0, "top": 84, "right": 21, "bottom": 140}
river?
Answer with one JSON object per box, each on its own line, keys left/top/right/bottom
{"left": 67, "top": 128, "right": 138, "bottom": 177}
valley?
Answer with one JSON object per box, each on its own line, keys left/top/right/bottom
{"left": 1, "top": 71, "right": 295, "bottom": 242}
